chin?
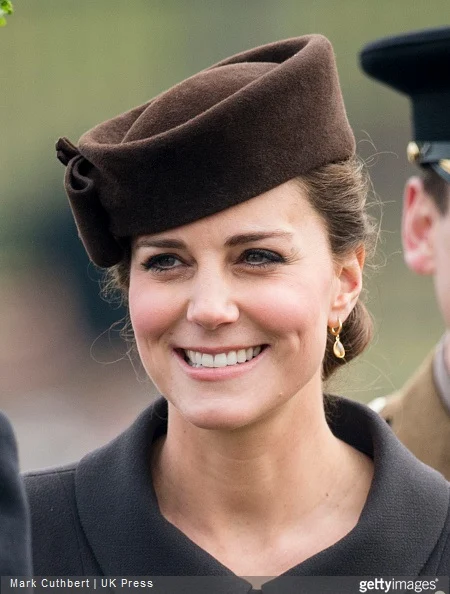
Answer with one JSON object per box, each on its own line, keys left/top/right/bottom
{"left": 171, "top": 393, "right": 271, "bottom": 432}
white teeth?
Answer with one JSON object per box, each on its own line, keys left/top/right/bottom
{"left": 184, "top": 345, "right": 265, "bottom": 368}
{"left": 236, "top": 349, "right": 247, "bottom": 363}
{"left": 226, "top": 351, "right": 237, "bottom": 365}
{"left": 213, "top": 353, "right": 228, "bottom": 368}
{"left": 201, "top": 354, "right": 214, "bottom": 368}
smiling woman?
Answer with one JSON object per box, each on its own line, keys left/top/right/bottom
{"left": 25, "top": 35, "right": 450, "bottom": 584}
{"left": 128, "top": 182, "right": 351, "bottom": 432}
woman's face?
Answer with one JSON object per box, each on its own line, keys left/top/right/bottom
{"left": 129, "top": 180, "right": 361, "bottom": 430}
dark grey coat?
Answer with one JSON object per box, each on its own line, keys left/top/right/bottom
{"left": 25, "top": 397, "right": 450, "bottom": 583}
{"left": 0, "top": 412, "right": 32, "bottom": 576}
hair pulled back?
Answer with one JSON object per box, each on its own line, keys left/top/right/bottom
{"left": 295, "top": 156, "right": 377, "bottom": 380}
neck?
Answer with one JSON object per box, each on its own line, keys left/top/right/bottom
{"left": 151, "top": 387, "right": 370, "bottom": 541}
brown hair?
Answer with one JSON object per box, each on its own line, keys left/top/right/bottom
{"left": 103, "top": 156, "right": 378, "bottom": 381}
{"left": 295, "top": 157, "right": 377, "bottom": 380}
{"left": 422, "top": 167, "right": 450, "bottom": 215}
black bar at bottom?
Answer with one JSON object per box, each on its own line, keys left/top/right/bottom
{"left": 1, "top": 576, "right": 448, "bottom": 594}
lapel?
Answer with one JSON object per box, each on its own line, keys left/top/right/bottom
{"left": 75, "top": 398, "right": 247, "bottom": 582}
{"left": 75, "top": 397, "right": 449, "bottom": 578}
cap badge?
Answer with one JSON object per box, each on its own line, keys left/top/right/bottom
{"left": 407, "top": 141, "right": 420, "bottom": 164}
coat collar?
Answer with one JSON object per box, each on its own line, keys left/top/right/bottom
{"left": 75, "top": 396, "right": 449, "bottom": 582}
{"left": 433, "top": 334, "right": 450, "bottom": 416}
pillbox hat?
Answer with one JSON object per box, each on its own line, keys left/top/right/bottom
{"left": 57, "top": 35, "right": 355, "bottom": 267}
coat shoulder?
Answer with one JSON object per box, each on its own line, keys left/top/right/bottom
{"left": 24, "top": 464, "right": 97, "bottom": 574}
{"left": 25, "top": 464, "right": 78, "bottom": 527}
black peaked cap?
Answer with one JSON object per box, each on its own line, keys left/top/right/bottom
{"left": 360, "top": 26, "right": 450, "bottom": 182}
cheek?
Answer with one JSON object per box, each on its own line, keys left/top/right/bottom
{"left": 128, "top": 278, "right": 181, "bottom": 343}
{"left": 247, "top": 280, "right": 330, "bottom": 338}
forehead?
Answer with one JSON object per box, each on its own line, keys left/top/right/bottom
{"left": 133, "top": 179, "right": 323, "bottom": 247}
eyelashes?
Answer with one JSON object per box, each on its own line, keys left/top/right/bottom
{"left": 141, "top": 254, "right": 180, "bottom": 272}
{"left": 140, "top": 248, "right": 287, "bottom": 273}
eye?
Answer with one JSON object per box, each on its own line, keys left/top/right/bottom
{"left": 141, "top": 253, "right": 184, "bottom": 272}
{"left": 241, "top": 249, "right": 286, "bottom": 267}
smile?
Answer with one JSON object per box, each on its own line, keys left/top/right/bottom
{"left": 173, "top": 344, "right": 269, "bottom": 381}
{"left": 179, "top": 345, "right": 266, "bottom": 368}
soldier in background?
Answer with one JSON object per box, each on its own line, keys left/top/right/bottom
{"left": 360, "top": 27, "right": 450, "bottom": 479}
{"left": 0, "top": 413, "right": 31, "bottom": 575}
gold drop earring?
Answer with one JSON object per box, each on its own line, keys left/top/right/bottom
{"left": 329, "top": 318, "right": 345, "bottom": 359}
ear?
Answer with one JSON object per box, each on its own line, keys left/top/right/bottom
{"left": 328, "top": 245, "right": 365, "bottom": 325}
{"left": 402, "top": 177, "right": 438, "bottom": 275}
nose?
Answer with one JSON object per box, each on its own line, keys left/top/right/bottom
{"left": 186, "top": 272, "right": 240, "bottom": 330}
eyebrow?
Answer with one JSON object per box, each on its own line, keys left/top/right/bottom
{"left": 134, "top": 231, "right": 294, "bottom": 250}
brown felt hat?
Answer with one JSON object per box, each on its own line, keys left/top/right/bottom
{"left": 56, "top": 35, "right": 355, "bottom": 267}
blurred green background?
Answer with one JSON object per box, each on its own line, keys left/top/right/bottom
{"left": 1, "top": 1, "right": 448, "bottom": 468}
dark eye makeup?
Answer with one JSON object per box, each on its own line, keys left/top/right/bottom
{"left": 140, "top": 248, "right": 286, "bottom": 273}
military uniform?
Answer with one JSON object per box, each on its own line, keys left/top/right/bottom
{"left": 370, "top": 338, "right": 450, "bottom": 479}
{"left": 0, "top": 412, "right": 32, "bottom": 575}
{"left": 360, "top": 27, "right": 450, "bottom": 477}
